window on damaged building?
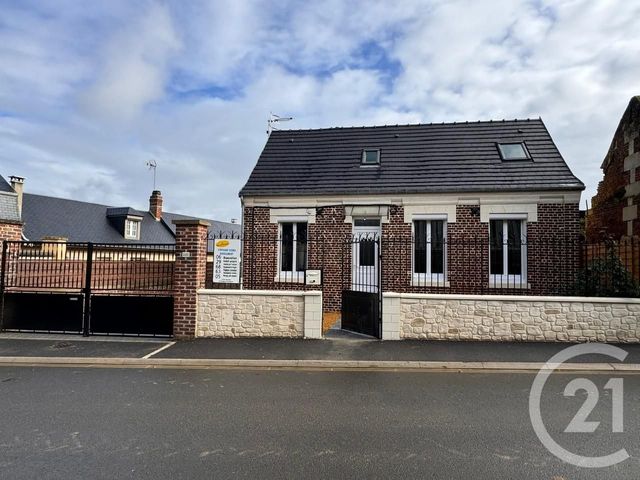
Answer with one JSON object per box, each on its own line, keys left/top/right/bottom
{"left": 489, "top": 219, "right": 527, "bottom": 286}
{"left": 413, "top": 219, "right": 446, "bottom": 283}
{"left": 279, "top": 222, "right": 308, "bottom": 277}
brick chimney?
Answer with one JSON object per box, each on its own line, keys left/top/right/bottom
{"left": 149, "top": 190, "right": 163, "bottom": 220}
{"left": 9, "top": 176, "right": 24, "bottom": 217}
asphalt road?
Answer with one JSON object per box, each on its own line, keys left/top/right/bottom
{"left": 0, "top": 367, "right": 638, "bottom": 479}
{"left": 0, "top": 338, "right": 167, "bottom": 358}
{"left": 157, "top": 338, "right": 640, "bottom": 363}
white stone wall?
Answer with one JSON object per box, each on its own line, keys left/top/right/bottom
{"left": 383, "top": 293, "right": 640, "bottom": 343}
{"left": 196, "top": 290, "right": 322, "bottom": 338}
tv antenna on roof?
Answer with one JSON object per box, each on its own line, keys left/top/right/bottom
{"left": 146, "top": 159, "right": 158, "bottom": 190}
{"left": 267, "top": 112, "right": 293, "bottom": 135}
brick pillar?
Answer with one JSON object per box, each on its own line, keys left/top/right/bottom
{"left": 173, "top": 219, "right": 210, "bottom": 339}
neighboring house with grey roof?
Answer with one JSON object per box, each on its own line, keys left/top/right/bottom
{"left": 239, "top": 119, "right": 584, "bottom": 332}
{"left": 0, "top": 176, "right": 240, "bottom": 247}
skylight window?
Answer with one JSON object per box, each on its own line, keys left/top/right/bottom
{"left": 362, "top": 149, "right": 380, "bottom": 165}
{"left": 497, "top": 143, "right": 530, "bottom": 160}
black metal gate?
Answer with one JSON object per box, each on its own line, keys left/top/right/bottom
{"left": 0, "top": 241, "right": 174, "bottom": 337}
{"left": 341, "top": 234, "right": 381, "bottom": 338}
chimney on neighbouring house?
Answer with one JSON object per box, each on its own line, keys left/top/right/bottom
{"left": 149, "top": 190, "right": 163, "bottom": 220}
{"left": 9, "top": 176, "right": 24, "bottom": 217}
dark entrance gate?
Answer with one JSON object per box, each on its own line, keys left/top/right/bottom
{"left": 0, "top": 241, "right": 174, "bottom": 337}
{"left": 341, "top": 233, "right": 381, "bottom": 338}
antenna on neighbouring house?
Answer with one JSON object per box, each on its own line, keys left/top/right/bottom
{"left": 267, "top": 112, "right": 293, "bottom": 135}
{"left": 146, "top": 159, "right": 158, "bottom": 190}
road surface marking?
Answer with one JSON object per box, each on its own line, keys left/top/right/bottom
{"left": 142, "top": 342, "right": 176, "bottom": 359}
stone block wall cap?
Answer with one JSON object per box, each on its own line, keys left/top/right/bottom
{"left": 385, "top": 292, "right": 640, "bottom": 304}
{"left": 172, "top": 219, "right": 211, "bottom": 227}
{"left": 198, "top": 288, "right": 310, "bottom": 297}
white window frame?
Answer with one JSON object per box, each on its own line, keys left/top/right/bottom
{"left": 124, "top": 219, "right": 140, "bottom": 240}
{"left": 497, "top": 142, "right": 531, "bottom": 160}
{"left": 361, "top": 149, "right": 381, "bottom": 166}
{"left": 276, "top": 220, "right": 307, "bottom": 283}
{"left": 489, "top": 214, "right": 528, "bottom": 288}
{"left": 411, "top": 215, "right": 448, "bottom": 286}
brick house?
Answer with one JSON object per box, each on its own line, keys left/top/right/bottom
{"left": 239, "top": 119, "right": 584, "bottom": 332}
{"left": 587, "top": 96, "right": 640, "bottom": 241}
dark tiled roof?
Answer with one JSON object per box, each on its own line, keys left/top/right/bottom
{"left": 240, "top": 119, "right": 585, "bottom": 196}
{"left": 106, "top": 207, "right": 144, "bottom": 217}
{"left": 162, "top": 212, "right": 241, "bottom": 237}
{"left": 21, "top": 193, "right": 240, "bottom": 244}
{"left": 0, "top": 175, "right": 14, "bottom": 193}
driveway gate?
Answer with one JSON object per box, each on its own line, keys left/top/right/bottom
{"left": 0, "top": 241, "right": 174, "bottom": 337}
{"left": 341, "top": 233, "right": 381, "bottom": 338}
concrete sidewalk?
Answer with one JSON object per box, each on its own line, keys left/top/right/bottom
{"left": 0, "top": 335, "right": 639, "bottom": 372}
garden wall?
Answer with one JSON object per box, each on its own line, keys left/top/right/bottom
{"left": 196, "top": 289, "right": 322, "bottom": 338}
{"left": 383, "top": 293, "right": 640, "bottom": 343}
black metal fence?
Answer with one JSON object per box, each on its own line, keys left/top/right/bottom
{"left": 0, "top": 241, "right": 176, "bottom": 337}
{"left": 204, "top": 232, "right": 640, "bottom": 299}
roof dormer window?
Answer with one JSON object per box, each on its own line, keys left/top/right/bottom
{"left": 497, "top": 143, "right": 530, "bottom": 160}
{"left": 362, "top": 149, "right": 380, "bottom": 165}
{"left": 124, "top": 219, "right": 140, "bottom": 240}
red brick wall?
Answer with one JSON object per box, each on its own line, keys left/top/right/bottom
{"left": 0, "top": 221, "right": 23, "bottom": 280}
{"left": 0, "top": 221, "right": 22, "bottom": 241}
{"left": 242, "top": 202, "right": 581, "bottom": 312}
{"left": 587, "top": 96, "right": 640, "bottom": 241}
{"left": 242, "top": 206, "right": 351, "bottom": 314}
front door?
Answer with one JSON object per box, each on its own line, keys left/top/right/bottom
{"left": 351, "top": 221, "right": 380, "bottom": 293}
{"left": 341, "top": 219, "right": 381, "bottom": 338}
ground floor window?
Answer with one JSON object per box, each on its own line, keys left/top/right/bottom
{"left": 413, "top": 219, "right": 446, "bottom": 283}
{"left": 489, "top": 218, "right": 526, "bottom": 286}
{"left": 279, "top": 222, "right": 307, "bottom": 279}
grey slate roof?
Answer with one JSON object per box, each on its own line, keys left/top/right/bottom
{"left": 106, "top": 207, "right": 144, "bottom": 218}
{"left": 21, "top": 193, "right": 240, "bottom": 244}
{"left": 162, "top": 212, "right": 241, "bottom": 237}
{"left": 0, "top": 192, "right": 21, "bottom": 222}
{"left": 0, "top": 175, "right": 14, "bottom": 193}
{"left": 240, "top": 119, "right": 585, "bottom": 197}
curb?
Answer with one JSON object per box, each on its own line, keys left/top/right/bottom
{"left": 0, "top": 356, "right": 638, "bottom": 373}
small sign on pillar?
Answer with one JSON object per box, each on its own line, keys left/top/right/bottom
{"left": 213, "top": 239, "right": 241, "bottom": 283}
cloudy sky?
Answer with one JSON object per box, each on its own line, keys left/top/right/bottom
{"left": 1, "top": 0, "right": 639, "bottom": 222}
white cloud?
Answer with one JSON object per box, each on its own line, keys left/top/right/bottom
{"left": 0, "top": 0, "right": 639, "bottom": 222}
{"left": 80, "top": 3, "right": 181, "bottom": 122}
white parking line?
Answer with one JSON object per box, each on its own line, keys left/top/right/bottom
{"left": 142, "top": 341, "right": 176, "bottom": 359}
